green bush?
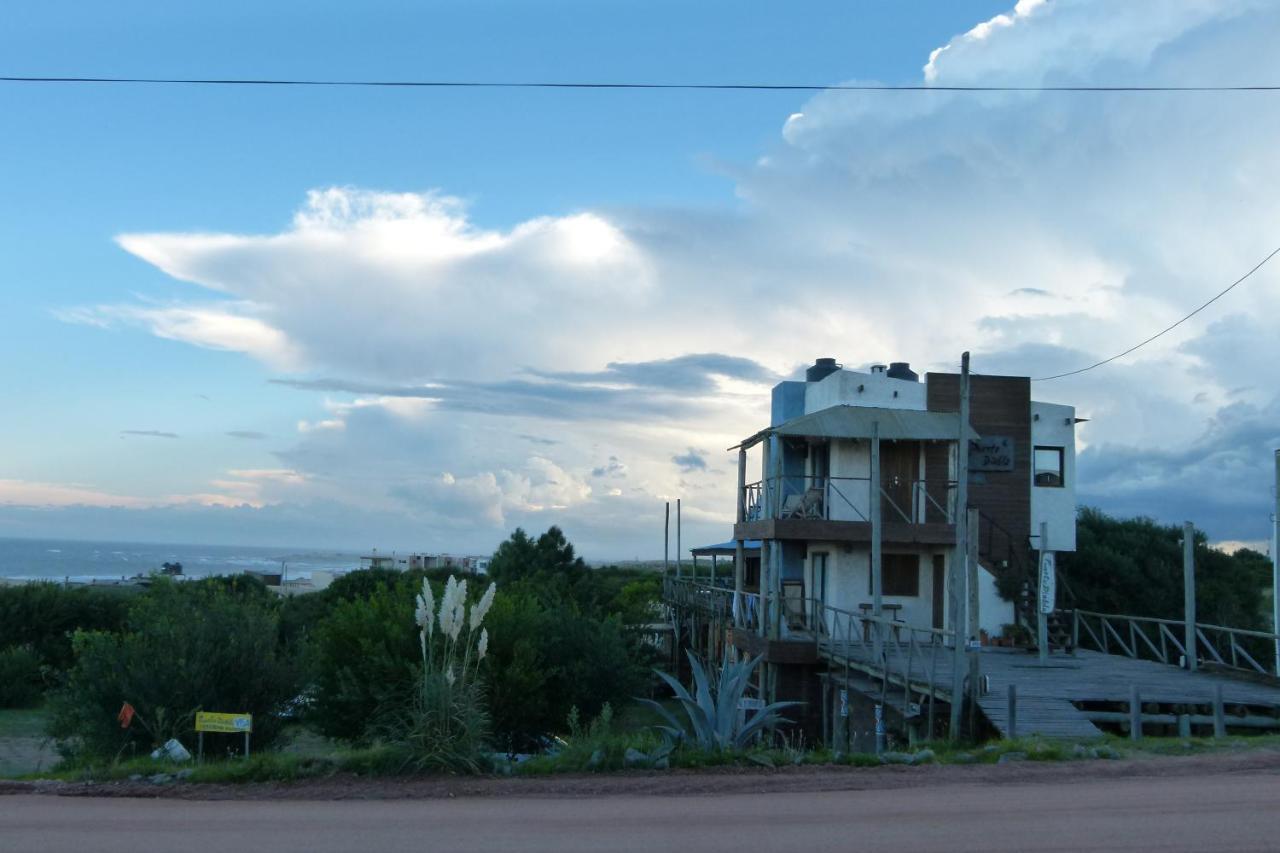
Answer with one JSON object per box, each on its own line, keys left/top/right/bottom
{"left": 0, "top": 644, "right": 45, "bottom": 709}
{"left": 484, "top": 590, "right": 643, "bottom": 753}
{"left": 307, "top": 584, "right": 418, "bottom": 742}
{"left": 0, "top": 583, "right": 131, "bottom": 672}
{"left": 47, "top": 578, "right": 302, "bottom": 761}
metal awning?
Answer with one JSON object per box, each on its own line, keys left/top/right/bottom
{"left": 732, "top": 405, "right": 973, "bottom": 450}
{"left": 690, "top": 539, "right": 761, "bottom": 556}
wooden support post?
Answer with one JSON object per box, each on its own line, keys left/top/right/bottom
{"left": 677, "top": 499, "right": 683, "bottom": 582}
{"left": 1007, "top": 684, "right": 1017, "bottom": 740}
{"left": 870, "top": 420, "right": 882, "bottom": 620}
{"left": 950, "top": 352, "right": 971, "bottom": 739}
{"left": 1130, "top": 686, "right": 1142, "bottom": 741}
{"left": 966, "top": 508, "right": 981, "bottom": 739}
{"left": 1177, "top": 713, "right": 1191, "bottom": 739}
{"left": 664, "top": 502, "right": 671, "bottom": 577}
{"left": 735, "top": 448, "right": 747, "bottom": 629}
{"left": 1184, "top": 521, "right": 1196, "bottom": 672}
{"left": 1213, "top": 684, "right": 1227, "bottom": 738}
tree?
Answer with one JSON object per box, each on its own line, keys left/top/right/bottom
{"left": 1059, "top": 507, "right": 1267, "bottom": 629}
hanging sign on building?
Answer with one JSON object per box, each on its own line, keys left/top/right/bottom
{"left": 1039, "top": 552, "right": 1056, "bottom": 615}
{"left": 969, "top": 437, "right": 1014, "bottom": 472}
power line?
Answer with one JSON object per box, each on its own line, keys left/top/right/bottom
{"left": 1033, "top": 244, "right": 1280, "bottom": 382}
{"left": 2, "top": 75, "right": 1280, "bottom": 93}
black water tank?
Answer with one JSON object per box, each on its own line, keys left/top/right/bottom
{"left": 806, "top": 357, "right": 841, "bottom": 382}
{"left": 887, "top": 362, "right": 918, "bottom": 382}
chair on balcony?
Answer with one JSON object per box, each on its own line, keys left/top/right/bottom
{"left": 780, "top": 488, "right": 825, "bottom": 520}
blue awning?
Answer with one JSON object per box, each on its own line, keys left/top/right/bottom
{"left": 690, "top": 539, "right": 761, "bottom": 556}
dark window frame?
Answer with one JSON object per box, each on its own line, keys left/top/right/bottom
{"left": 869, "top": 553, "right": 920, "bottom": 597}
{"left": 1033, "top": 445, "right": 1065, "bottom": 488}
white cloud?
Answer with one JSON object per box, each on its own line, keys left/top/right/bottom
{"left": 47, "top": 0, "right": 1280, "bottom": 551}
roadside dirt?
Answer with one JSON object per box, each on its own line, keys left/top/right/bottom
{"left": 4, "top": 747, "right": 1280, "bottom": 801}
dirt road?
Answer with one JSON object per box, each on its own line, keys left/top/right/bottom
{"left": 5, "top": 764, "right": 1280, "bottom": 852}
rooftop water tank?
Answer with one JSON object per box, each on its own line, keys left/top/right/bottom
{"left": 887, "top": 362, "right": 918, "bottom": 382}
{"left": 806, "top": 357, "right": 841, "bottom": 382}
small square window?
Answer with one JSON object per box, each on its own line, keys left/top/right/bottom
{"left": 1034, "top": 446, "right": 1065, "bottom": 487}
{"left": 870, "top": 554, "right": 919, "bottom": 597}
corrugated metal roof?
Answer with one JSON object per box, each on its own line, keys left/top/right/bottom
{"left": 736, "top": 405, "right": 972, "bottom": 448}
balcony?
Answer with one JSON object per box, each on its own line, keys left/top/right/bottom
{"left": 734, "top": 475, "right": 957, "bottom": 545}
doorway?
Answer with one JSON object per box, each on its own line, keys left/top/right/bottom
{"left": 881, "top": 441, "right": 919, "bottom": 522}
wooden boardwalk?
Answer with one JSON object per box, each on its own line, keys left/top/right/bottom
{"left": 822, "top": 642, "right": 1280, "bottom": 739}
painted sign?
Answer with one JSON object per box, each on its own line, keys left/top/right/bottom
{"left": 838, "top": 689, "right": 848, "bottom": 719}
{"left": 195, "top": 711, "right": 253, "bottom": 734}
{"left": 969, "top": 436, "right": 1014, "bottom": 472}
{"left": 1039, "top": 552, "right": 1056, "bottom": 615}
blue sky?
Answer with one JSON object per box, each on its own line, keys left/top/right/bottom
{"left": 3, "top": 1, "right": 1279, "bottom": 557}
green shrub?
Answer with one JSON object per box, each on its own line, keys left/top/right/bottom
{"left": 484, "top": 591, "right": 643, "bottom": 753}
{"left": 0, "top": 583, "right": 131, "bottom": 672}
{"left": 307, "top": 584, "right": 418, "bottom": 741}
{"left": 47, "top": 578, "right": 302, "bottom": 762}
{"left": 0, "top": 645, "right": 44, "bottom": 709}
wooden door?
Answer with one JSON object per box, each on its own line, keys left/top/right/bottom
{"left": 881, "top": 441, "right": 919, "bottom": 522}
{"left": 932, "top": 554, "right": 946, "bottom": 629}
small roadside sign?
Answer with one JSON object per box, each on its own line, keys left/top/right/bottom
{"left": 195, "top": 712, "right": 253, "bottom": 733}
{"left": 195, "top": 711, "right": 253, "bottom": 761}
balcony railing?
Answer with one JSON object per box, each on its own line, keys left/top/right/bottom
{"left": 741, "top": 475, "right": 956, "bottom": 525}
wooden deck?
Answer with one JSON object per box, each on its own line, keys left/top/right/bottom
{"left": 825, "top": 642, "right": 1280, "bottom": 739}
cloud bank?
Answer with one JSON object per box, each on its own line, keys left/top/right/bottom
{"left": 46, "top": 0, "right": 1280, "bottom": 554}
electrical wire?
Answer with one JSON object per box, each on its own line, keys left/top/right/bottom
{"left": 2, "top": 76, "right": 1280, "bottom": 93}
{"left": 1032, "top": 244, "right": 1280, "bottom": 381}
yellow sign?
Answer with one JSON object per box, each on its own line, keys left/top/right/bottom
{"left": 195, "top": 711, "right": 253, "bottom": 734}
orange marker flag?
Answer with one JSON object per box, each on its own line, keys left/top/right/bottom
{"left": 117, "top": 702, "right": 136, "bottom": 729}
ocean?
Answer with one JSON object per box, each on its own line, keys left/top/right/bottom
{"left": 0, "top": 536, "right": 363, "bottom": 582}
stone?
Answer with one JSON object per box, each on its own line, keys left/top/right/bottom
{"left": 997, "top": 752, "right": 1028, "bottom": 764}
{"left": 148, "top": 773, "right": 174, "bottom": 785}
{"left": 175, "top": 769, "right": 194, "bottom": 781}
{"left": 908, "top": 748, "right": 936, "bottom": 765}
{"left": 586, "top": 749, "right": 604, "bottom": 770}
{"left": 950, "top": 752, "right": 977, "bottom": 765}
{"left": 879, "top": 751, "right": 914, "bottom": 765}
{"left": 128, "top": 774, "right": 143, "bottom": 782}
{"left": 623, "top": 748, "right": 649, "bottom": 768}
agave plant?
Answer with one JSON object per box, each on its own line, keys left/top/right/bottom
{"left": 640, "top": 651, "right": 798, "bottom": 752}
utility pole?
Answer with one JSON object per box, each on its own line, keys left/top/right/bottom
{"left": 1184, "top": 521, "right": 1196, "bottom": 672}
{"left": 1273, "top": 449, "right": 1279, "bottom": 675}
{"left": 664, "top": 502, "right": 671, "bottom": 577}
{"left": 677, "top": 498, "right": 682, "bottom": 581}
{"left": 950, "top": 351, "right": 971, "bottom": 738}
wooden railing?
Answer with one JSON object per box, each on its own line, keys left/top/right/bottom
{"left": 1070, "top": 609, "right": 1280, "bottom": 677}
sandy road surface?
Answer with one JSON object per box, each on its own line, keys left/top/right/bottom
{"left": 5, "top": 767, "right": 1280, "bottom": 853}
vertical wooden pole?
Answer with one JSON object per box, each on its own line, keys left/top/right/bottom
{"left": 871, "top": 420, "right": 882, "bottom": 619}
{"left": 1130, "top": 685, "right": 1142, "bottom": 741}
{"left": 664, "top": 502, "right": 671, "bottom": 577}
{"left": 677, "top": 498, "right": 683, "bottom": 582}
{"left": 950, "top": 352, "right": 971, "bottom": 739}
{"left": 1213, "top": 684, "right": 1226, "bottom": 738}
{"left": 735, "top": 447, "right": 747, "bottom": 628}
{"left": 1184, "top": 521, "right": 1196, "bottom": 672}
{"left": 1007, "top": 684, "right": 1017, "bottom": 741}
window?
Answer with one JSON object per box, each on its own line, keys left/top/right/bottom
{"left": 1034, "top": 446, "right": 1065, "bottom": 488}
{"left": 870, "top": 553, "right": 919, "bottom": 597}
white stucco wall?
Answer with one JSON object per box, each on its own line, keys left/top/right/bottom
{"left": 804, "top": 368, "right": 926, "bottom": 414}
{"left": 1030, "top": 400, "right": 1078, "bottom": 552}
{"left": 802, "top": 544, "right": 1015, "bottom": 638}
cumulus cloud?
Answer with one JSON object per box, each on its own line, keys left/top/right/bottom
{"left": 47, "top": 0, "right": 1280, "bottom": 552}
